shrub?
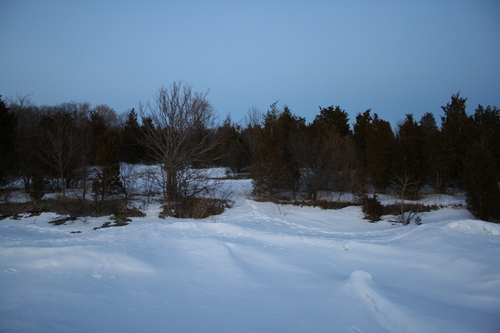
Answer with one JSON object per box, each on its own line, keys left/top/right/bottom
{"left": 462, "top": 141, "right": 500, "bottom": 222}
{"left": 361, "top": 195, "right": 384, "bottom": 222}
{"left": 160, "top": 198, "right": 231, "bottom": 219}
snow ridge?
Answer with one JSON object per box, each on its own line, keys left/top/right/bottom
{"left": 344, "top": 271, "right": 416, "bottom": 333}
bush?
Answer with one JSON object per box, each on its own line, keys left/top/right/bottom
{"left": 0, "top": 198, "right": 130, "bottom": 220}
{"left": 361, "top": 195, "right": 384, "bottom": 222}
{"left": 160, "top": 198, "right": 231, "bottom": 219}
{"left": 29, "top": 176, "right": 45, "bottom": 201}
{"left": 462, "top": 141, "right": 500, "bottom": 222}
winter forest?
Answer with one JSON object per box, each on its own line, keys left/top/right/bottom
{"left": 2, "top": 83, "right": 500, "bottom": 333}
{"left": 1, "top": 82, "right": 499, "bottom": 222}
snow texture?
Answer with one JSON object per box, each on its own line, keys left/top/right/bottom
{"left": 1, "top": 174, "right": 500, "bottom": 332}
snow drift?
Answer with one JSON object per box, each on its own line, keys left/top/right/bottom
{"left": 1, "top": 178, "right": 500, "bottom": 332}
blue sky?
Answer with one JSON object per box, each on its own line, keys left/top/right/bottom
{"left": 1, "top": 0, "right": 499, "bottom": 125}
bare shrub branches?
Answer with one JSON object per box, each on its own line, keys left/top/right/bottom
{"left": 139, "top": 82, "right": 224, "bottom": 202}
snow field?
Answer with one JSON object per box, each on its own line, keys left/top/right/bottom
{"left": 1, "top": 177, "right": 500, "bottom": 332}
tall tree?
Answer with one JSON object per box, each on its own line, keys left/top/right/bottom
{"left": 120, "top": 108, "right": 144, "bottom": 163}
{"left": 292, "top": 108, "right": 357, "bottom": 200}
{"left": 92, "top": 130, "right": 124, "bottom": 201}
{"left": 0, "top": 96, "right": 17, "bottom": 183}
{"left": 462, "top": 139, "right": 500, "bottom": 222}
{"left": 140, "top": 82, "right": 223, "bottom": 202}
{"left": 251, "top": 103, "right": 302, "bottom": 199}
{"left": 420, "top": 112, "right": 454, "bottom": 192}
{"left": 354, "top": 110, "right": 393, "bottom": 191}
{"left": 240, "top": 106, "right": 263, "bottom": 167}
{"left": 393, "top": 114, "right": 425, "bottom": 191}
{"left": 365, "top": 114, "right": 393, "bottom": 191}
{"left": 352, "top": 109, "right": 373, "bottom": 190}
{"left": 440, "top": 93, "right": 475, "bottom": 184}
{"left": 9, "top": 101, "right": 42, "bottom": 193}
{"left": 37, "top": 104, "right": 88, "bottom": 195}
{"left": 471, "top": 105, "right": 500, "bottom": 172}
{"left": 312, "top": 105, "right": 351, "bottom": 137}
{"left": 214, "top": 115, "right": 251, "bottom": 173}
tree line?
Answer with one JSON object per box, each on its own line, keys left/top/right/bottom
{"left": 1, "top": 83, "right": 499, "bottom": 222}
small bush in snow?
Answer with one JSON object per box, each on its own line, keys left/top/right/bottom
{"left": 361, "top": 195, "right": 383, "bottom": 222}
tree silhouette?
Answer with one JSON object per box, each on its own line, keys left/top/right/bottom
{"left": 393, "top": 114, "right": 425, "bottom": 192}
{"left": 92, "top": 130, "right": 123, "bottom": 201}
{"left": 0, "top": 96, "right": 17, "bottom": 184}
{"left": 251, "top": 103, "right": 302, "bottom": 199}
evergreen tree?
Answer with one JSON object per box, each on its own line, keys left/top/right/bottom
{"left": 120, "top": 108, "right": 144, "bottom": 163}
{"left": 393, "top": 114, "right": 425, "bottom": 192}
{"left": 215, "top": 115, "right": 251, "bottom": 172}
{"left": 462, "top": 139, "right": 500, "bottom": 222}
{"left": 441, "top": 93, "right": 475, "bottom": 184}
{"left": 352, "top": 109, "right": 373, "bottom": 191}
{"left": 312, "top": 105, "right": 351, "bottom": 137}
{"left": 420, "top": 112, "right": 454, "bottom": 192}
{"left": 92, "top": 130, "right": 124, "bottom": 201}
{"left": 0, "top": 96, "right": 17, "bottom": 183}
{"left": 366, "top": 114, "right": 393, "bottom": 191}
{"left": 353, "top": 109, "right": 372, "bottom": 166}
{"left": 471, "top": 105, "right": 500, "bottom": 173}
{"left": 251, "top": 103, "right": 302, "bottom": 199}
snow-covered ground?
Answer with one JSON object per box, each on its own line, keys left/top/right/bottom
{"left": 1, "top": 176, "right": 500, "bottom": 333}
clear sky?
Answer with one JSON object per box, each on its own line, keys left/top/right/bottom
{"left": 1, "top": 0, "right": 499, "bottom": 125}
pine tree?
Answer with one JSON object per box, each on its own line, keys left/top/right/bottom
{"left": 393, "top": 114, "right": 425, "bottom": 193}
{"left": 251, "top": 103, "right": 301, "bottom": 199}
{"left": 0, "top": 96, "right": 17, "bottom": 183}
{"left": 352, "top": 109, "right": 373, "bottom": 191}
{"left": 365, "top": 114, "right": 393, "bottom": 191}
{"left": 420, "top": 112, "right": 454, "bottom": 192}
{"left": 312, "top": 105, "right": 351, "bottom": 137}
{"left": 120, "top": 108, "right": 144, "bottom": 163}
{"left": 441, "top": 93, "right": 475, "bottom": 184}
{"left": 92, "top": 131, "right": 123, "bottom": 201}
{"left": 462, "top": 139, "right": 500, "bottom": 222}
{"left": 215, "top": 115, "right": 251, "bottom": 172}
{"left": 472, "top": 105, "right": 500, "bottom": 173}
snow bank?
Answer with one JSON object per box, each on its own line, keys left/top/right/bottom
{"left": 447, "top": 219, "right": 500, "bottom": 236}
{"left": 1, "top": 180, "right": 500, "bottom": 332}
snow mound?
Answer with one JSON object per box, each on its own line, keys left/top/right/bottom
{"left": 447, "top": 220, "right": 500, "bottom": 236}
{"left": 344, "top": 271, "right": 416, "bottom": 333}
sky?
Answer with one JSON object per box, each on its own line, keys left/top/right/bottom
{"left": 1, "top": 0, "right": 499, "bottom": 126}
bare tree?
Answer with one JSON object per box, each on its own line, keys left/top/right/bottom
{"left": 391, "top": 173, "right": 422, "bottom": 225}
{"left": 139, "top": 82, "right": 223, "bottom": 202}
{"left": 93, "top": 104, "right": 118, "bottom": 130}
{"left": 37, "top": 103, "right": 90, "bottom": 196}
{"left": 241, "top": 106, "right": 263, "bottom": 166}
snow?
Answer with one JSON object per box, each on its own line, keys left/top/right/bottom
{"left": 1, "top": 176, "right": 500, "bottom": 332}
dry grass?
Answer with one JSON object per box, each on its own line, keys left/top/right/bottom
{"left": 0, "top": 198, "right": 144, "bottom": 220}
{"left": 160, "top": 197, "right": 231, "bottom": 219}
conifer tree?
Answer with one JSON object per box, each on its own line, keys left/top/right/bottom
{"left": 312, "top": 105, "right": 351, "bottom": 137}
{"left": 354, "top": 111, "right": 393, "bottom": 192}
{"left": 215, "top": 115, "right": 251, "bottom": 172}
{"left": 393, "top": 114, "right": 425, "bottom": 192}
{"left": 462, "top": 139, "right": 500, "bottom": 222}
{"left": 352, "top": 109, "right": 373, "bottom": 191}
{"left": 441, "top": 93, "right": 475, "bottom": 184}
{"left": 0, "top": 96, "right": 17, "bottom": 183}
{"left": 420, "top": 112, "right": 454, "bottom": 192}
{"left": 92, "top": 130, "right": 124, "bottom": 201}
{"left": 120, "top": 108, "right": 144, "bottom": 163}
{"left": 366, "top": 114, "right": 393, "bottom": 191}
{"left": 472, "top": 105, "right": 500, "bottom": 172}
{"left": 251, "top": 103, "right": 301, "bottom": 199}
